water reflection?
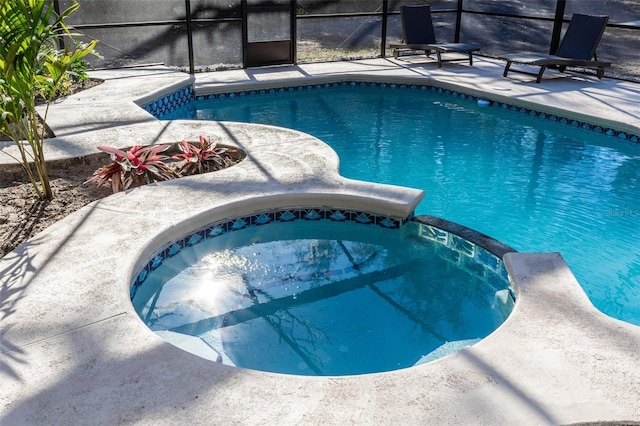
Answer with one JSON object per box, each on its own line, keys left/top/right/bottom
{"left": 133, "top": 221, "right": 512, "bottom": 375}
{"left": 167, "top": 85, "right": 640, "bottom": 323}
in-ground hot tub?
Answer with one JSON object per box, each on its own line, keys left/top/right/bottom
{"left": 131, "top": 207, "right": 515, "bottom": 376}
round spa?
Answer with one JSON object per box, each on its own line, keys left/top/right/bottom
{"left": 131, "top": 208, "right": 515, "bottom": 376}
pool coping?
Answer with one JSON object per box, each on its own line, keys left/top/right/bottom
{"left": 141, "top": 75, "right": 640, "bottom": 143}
{"left": 2, "top": 58, "right": 640, "bottom": 425}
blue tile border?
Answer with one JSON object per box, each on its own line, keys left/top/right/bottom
{"left": 141, "top": 80, "right": 640, "bottom": 144}
{"left": 130, "top": 206, "right": 516, "bottom": 307}
{"left": 142, "top": 85, "right": 194, "bottom": 117}
{"left": 130, "top": 207, "right": 411, "bottom": 299}
{"left": 415, "top": 220, "right": 513, "bottom": 295}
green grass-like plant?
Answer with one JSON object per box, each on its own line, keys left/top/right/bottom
{"left": 0, "top": 0, "right": 98, "bottom": 199}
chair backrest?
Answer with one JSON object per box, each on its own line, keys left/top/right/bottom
{"left": 555, "top": 13, "right": 609, "bottom": 60}
{"left": 400, "top": 5, "right": 437, "bottom": 45}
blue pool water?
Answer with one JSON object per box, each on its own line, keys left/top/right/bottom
{"left": 132, "top": 220, "right": 513, "bottom": 375}
{"left": 162, "top": 84, "right": 640, "bottom": 326}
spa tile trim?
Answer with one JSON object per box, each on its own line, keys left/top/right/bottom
{"left": 131, "top": 207, "right": 410, "bottom": 298}
{"left": 130, "top": 207, "right": 515, "bottom": 306}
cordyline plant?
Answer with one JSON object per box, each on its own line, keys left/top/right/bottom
{"left": 86, "top": 145, "right": 175, "bottom": 193}
{"left": 87, "top": 137, "right": 242, "bottom": 194}
{"left": 0, "top": 0, "right": 98, "bottom": 199}
{"left": 172, "top": 136, "right": 236, "bottom": 176}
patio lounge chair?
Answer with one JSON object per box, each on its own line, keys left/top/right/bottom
{"left": 501, "top": 13, "right": 611, "bottom": 83}
{"left": 390, "top": 5, "right": 480, "bottom": 67}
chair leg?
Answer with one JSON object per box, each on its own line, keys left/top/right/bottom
{"left": 469, "top": 53, "right": 473, "bottom": 66}
{"left": 435, "top": 51, "right": 442, "bottom": 68}
{"left": 535, "top": 65, "right": 547, "bottom": 83}
{"left": 503, "top": 61, "right": 512, "bottom": 77}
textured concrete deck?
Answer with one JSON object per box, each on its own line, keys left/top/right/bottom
{"left": 1, "top": 57, "right": 640, "bottom": 425}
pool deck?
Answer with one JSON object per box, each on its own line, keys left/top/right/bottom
{"left": 2, "top": 57, "right": 640, "bottom": 425}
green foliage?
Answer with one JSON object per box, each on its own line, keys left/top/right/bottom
{"left": 37, "top": 40, "right": 101, "bottom": 98}
{"left": 0, "top": 0, "right": 98, "bottom": 199}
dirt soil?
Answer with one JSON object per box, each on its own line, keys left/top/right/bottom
{"left": 1, "top": 80, "right": 109, "bottom": 258}
{"left": 0, "top": 79, "right": 243, "bottom": 259}
{"left": 0, "top": 159, "right": 113, "bottom": 258}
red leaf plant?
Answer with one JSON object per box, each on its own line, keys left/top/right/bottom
{"left": 172, "top": 136, "right": 236, "bottom": 176}
{"left": 86, "top": 144, "right": 175, "bottom": 193}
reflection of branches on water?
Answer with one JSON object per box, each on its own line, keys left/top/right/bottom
{"left": 389, "top": 269, "right": 488, "bottom": 338}
{"left": 146, "top": 309, "right": 187, "bottom": 330}
{"left": 247, "top": 283, "right": 332, "bottom": 373}
{"left": 265, "top": 310, "right": 331, "bottom": 371}
{"left": 286, "top": 313, "right": 332, "bottom": 349}
{"left": 146, "top": 299, "right": 216, "bottom": 330}
{"left": 170, "top": 261, "right": 411, "bottom": 334}
{"left": 335, "top": 240, "right": 451, "bottom": 341}
{"left": 272, "top": 239, "right": 381, "bottom": 290}
{"left": 298, "top": 239, "right": 340, "bottom": 286}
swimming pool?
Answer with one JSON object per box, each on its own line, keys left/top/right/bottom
{"left": 131, "top": 211, "right": 514, "bottom": 375}
{"left": 156, "top": 82, "right": 640, "bottom": 326}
